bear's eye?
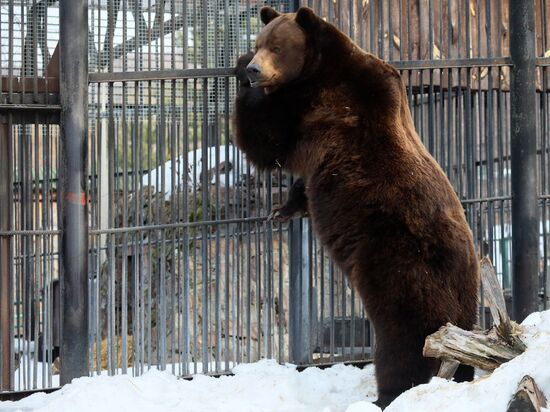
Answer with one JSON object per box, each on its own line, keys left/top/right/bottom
{"left": 272, "top": 46, "right": 281, "bottom": 54}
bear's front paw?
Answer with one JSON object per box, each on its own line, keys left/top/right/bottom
{"left": 267, "top": 206, "right": 309, "bottom": 223}
{"left": 267, "top": 207, "right": 291, "bottom": 223}
{"left": 235, "top": 52, "right": 255, "bottom": 86}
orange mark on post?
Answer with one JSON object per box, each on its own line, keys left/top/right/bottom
{"left": 65, "top": 192, "right": 87, "bottom": 206}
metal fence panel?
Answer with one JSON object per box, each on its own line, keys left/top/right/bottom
{"left": 1, "top": 0, "right": 61, "bottom": 392}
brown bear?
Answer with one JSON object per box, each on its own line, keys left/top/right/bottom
{"left": 234, "top": 6, "right": 480, "bottom": 409}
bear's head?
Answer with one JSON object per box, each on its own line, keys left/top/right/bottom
{"left": 246, "top": 6, "right": 321, "bottom": 93}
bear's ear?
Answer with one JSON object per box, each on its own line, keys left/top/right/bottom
{"left": 260, "top": 6, "right": 280, "bottom": 25}
{"left": 295, "top": 7, "right": 320, "bottom": 33}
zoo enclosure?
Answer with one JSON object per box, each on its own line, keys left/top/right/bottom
{"left": 0, "top": 0, "right": 549, "bottom": 397}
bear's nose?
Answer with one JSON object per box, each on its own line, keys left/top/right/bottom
{"left": 246, "top": 63, "right": 262, "bottom": 83}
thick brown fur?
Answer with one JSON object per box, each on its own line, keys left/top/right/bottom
{"left": 234, "top": 7, "right": 480, "bottom": 409}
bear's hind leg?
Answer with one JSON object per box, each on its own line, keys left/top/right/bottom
{"left": 453, "top": 364, "right": 474, "bottom": 382}
{"left": 373, "top": 330, "right": 437, "bottom": 409}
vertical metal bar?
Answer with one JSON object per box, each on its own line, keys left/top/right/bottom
{"left": 95, "top": 4, "right": 104, "bottom": 377}
{"left": 427, "top": 0, "right": 435, "bottom": 155}
{"left": 509, "top": 0, "right": 540, "bottom": 321}
{"left": 486, "top": 0, "right": 496, "bottom": 314}
{"left": 319, "top": 246, "right": 325, "bottom": 359}
{"left": 539, "top": 1, "right": 549, "bottom": 311}
{"left": 303, "top": 220, "right": 312, "bottom": 363}
{"left": 121, "top": 0, "right": 129, "bottom": 376}
{"left": 170, "top": 95, "right": 177, "bottom": 373}
{"left": 107, "top": 81, "right": 115, "bottom": 375}
{"left": 182, "top": 77, "right": 190, "bottom": 376}
{"left": 1, "top": 122, "right": 13, "bottom": 391}
{"left": 158, "top": 0, "right": 167, "bottom": 372}
{"left": 14, "top": 125, "right": 22, "bottom": 391}
{"left": 340, "top": 268, "right": 345, "bottom": 357}
{"left": 200, "top": 0, "right": 210, "bottom": 373}
{"left": 543, "top": 1, "right": 550, "bottom": 310}
{"left": 8, "top": 0, "right": 14, "bottom": 101}
{"left": 222, "top": 0, "right": 231, "bottom": 372}
{"left": 59, "top": 0, "right": 89, "bottom": 384}
{"left": 378, "top": 0, "right": 384, "bottom": 59}
{"left": 32, "top": 121, "right": 39, "bottom": 390}
{"left": 286, "top": 0, "right": 311, "bottom": 367}
{"left": 145, "top": 33, "right": 152, "bottom": 368}
{"left": 387, "top": 0, "right": 392, "bottom": 60}
{"left": 288, "top": 217, "right": 311, "bottom": 364}
{"left": 329, "top": 261, "right": 335, "bottom": 361}
{"left": 44, "top": 122, "right": 53, "bottom": 388}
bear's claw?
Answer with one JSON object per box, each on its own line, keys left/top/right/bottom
{"left": 267, "top": 208, "right": 290, "bottom": 223}
{"left": 267, "top": 208, "right": 309, "bottom": 223}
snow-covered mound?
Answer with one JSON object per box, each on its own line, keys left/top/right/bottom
{"left": 143, "top": 145, "right": 253, "bottom": 198}
{"left": 0, "top": 360, "right": 377, "bottom": 412}
{"left": 3, "top": 310, "right": 549, "bottom": 412}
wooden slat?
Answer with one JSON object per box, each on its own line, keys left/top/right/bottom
{"left": 1, "top": 76, "right": 59, "bottom": 93}
{"left": 307, "top": 0, "right": 550, "bottom": 91}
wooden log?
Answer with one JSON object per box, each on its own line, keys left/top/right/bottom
{"left": 425, "top": 257, "right": 527, "bottom": 374}
{"left": 436, "top": 359, "right": 460, "bottom": 379}
{"left": 424, "top": 323, "right": 526, "bottom": 372}
{"left": 507, "top": 375, "right": 548, "bottom": 412}
{"left": 480, "top": 256, "right": 509, "bottom": 328}
{"left": 480, "top": 257, "right": 525, "bottom": 351}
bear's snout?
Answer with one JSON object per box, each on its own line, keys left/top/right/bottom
{"left": 246, "top": 63, "right": 262, "bottom": 85}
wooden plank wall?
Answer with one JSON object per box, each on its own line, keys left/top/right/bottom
{"left": 303, "top": 0, "right": 550, "bottom": 91}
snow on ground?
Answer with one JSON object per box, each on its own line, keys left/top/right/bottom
{"left": 12, "top": 355, "right": 60, "bottom": 391}
{"left": 1, "top": 361, "right": 377, "bottom": 412}
{"left": 2, "top": 309, "right": 550, "bottom": 412}
{"left": 12, "top": 357, "right": 237, "bottom": 392}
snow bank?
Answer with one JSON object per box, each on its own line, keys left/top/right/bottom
{"left": 1, "top": 360, "right": 377, "bottom": 412}
{"left": 347, "top": 309, "right": 550, "bottom": 412}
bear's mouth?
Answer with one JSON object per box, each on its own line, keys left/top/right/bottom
{"left": 249, "top": 74, "right": 276, "bottom": 88}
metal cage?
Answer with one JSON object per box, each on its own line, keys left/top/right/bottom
{"left": 0, "top": 0, "right": 548, "bottom": 397}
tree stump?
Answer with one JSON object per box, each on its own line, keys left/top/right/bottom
{"left": 422, "top": 258, "right": 547, "bottom": 410}
{"left": 423, "top": 257, "right": 526, "bottom": 373}
{"left": 507, "top": 375, "right": 548, "bottom": 412}
{"left": 424, "top": 322, "right": 526, "bottom": 371}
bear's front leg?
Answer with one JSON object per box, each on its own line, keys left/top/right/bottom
{"left": 268, "top": 177, "right": 309, "bottom": 223}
